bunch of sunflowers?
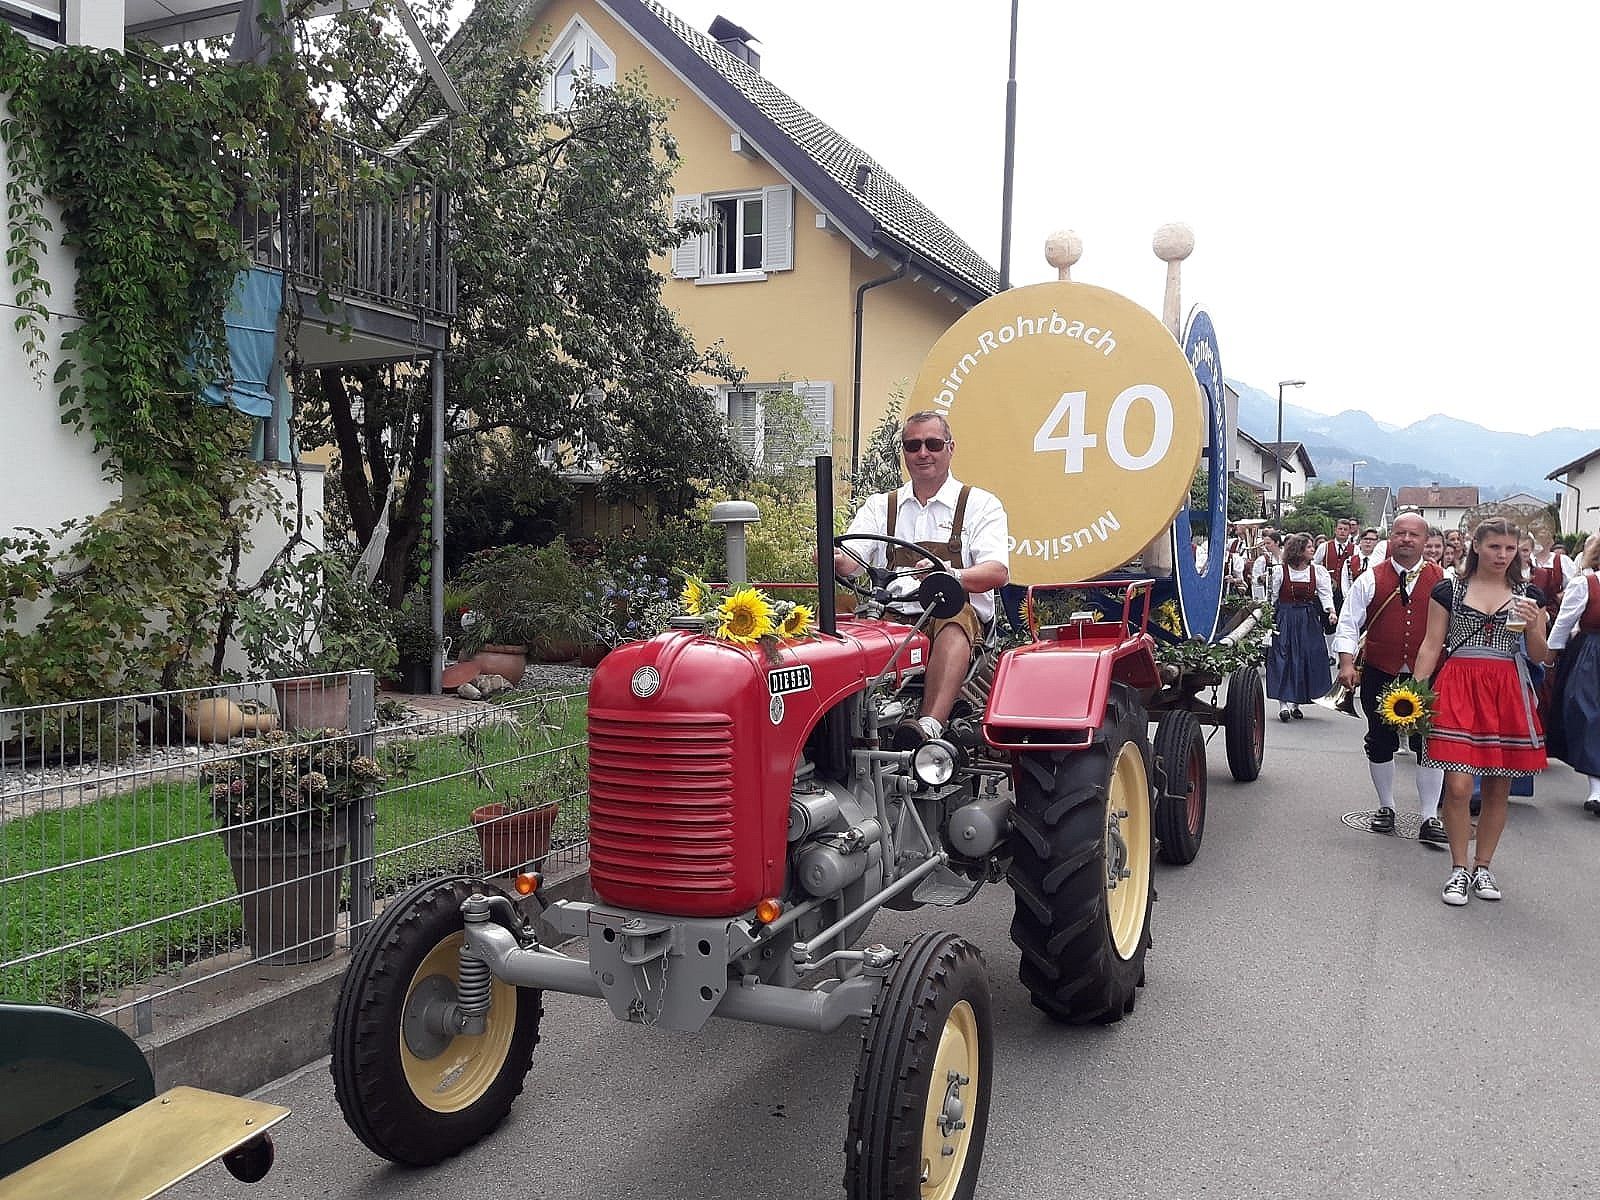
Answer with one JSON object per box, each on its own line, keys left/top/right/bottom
{"left": 1376, "top": 676, "right": 1437, "bottom": 735}
{"left": 679, "top": 576, "right": 818, "bottom": 655}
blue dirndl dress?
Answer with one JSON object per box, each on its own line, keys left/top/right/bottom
{"left": 1267, "top": 565, "right": 1332, "bottom": 703}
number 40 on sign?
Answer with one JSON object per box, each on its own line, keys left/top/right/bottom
{"left": 1033, "top": 386, "right": 1175, "bottom": 475}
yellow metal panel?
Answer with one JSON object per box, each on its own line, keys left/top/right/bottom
{"left": 0, "top": 1087, "right": 291, "bottom": 1200}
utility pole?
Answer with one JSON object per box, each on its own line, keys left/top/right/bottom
{"left": 998, "top": 0, "right": 1019, "bottom": 291}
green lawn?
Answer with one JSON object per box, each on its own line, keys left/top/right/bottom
{"left": 0, "top": 691, "right": 588, "bottom": 1008}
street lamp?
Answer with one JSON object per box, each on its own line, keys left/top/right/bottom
{"left": 1350, "top": 459, "right": 1367, "bottom": 490}
{"left": 1274, "top": 379, "right": 1305, "bottom": 523}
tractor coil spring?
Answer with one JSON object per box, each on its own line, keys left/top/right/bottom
{"left": 456, "top": 943, "right": 492, "bottom": 1017}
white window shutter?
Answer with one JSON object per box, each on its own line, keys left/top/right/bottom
{"left": 762, "top": 185, "right": 793, "bottom": 271}
{"left": 671, "top": 194, "right": 704, "bottom": 279}
{"left": 792, "top": 381, "right": 833, "bottom": 457}
{"left": 726, "top": 389, "right": 763, "bottom": 465}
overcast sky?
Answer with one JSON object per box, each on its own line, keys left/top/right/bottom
{"left": 618, "top": 0, "right": 1597, "bottom": 435}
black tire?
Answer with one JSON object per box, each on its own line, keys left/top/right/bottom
{"left": 1007, "top": 683, "right": 1155, "bottom": 1024}
{"left": 1152, "top": 711, "right": 1207, "bottom": 865}
{"left": 845, "top": 932, "right": 992, "bottom": 1200}
{"left": 1224, "top": 665, "right": 1266, "bottom": 782}
{"left": 330, "top": 876, "right": 541, "bottom": 1165}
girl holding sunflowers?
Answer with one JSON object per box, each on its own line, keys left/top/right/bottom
{"left": 1413, "top": 518, "right": 1550, "bottom": 907}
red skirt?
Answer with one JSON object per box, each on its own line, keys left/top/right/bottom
{"left": 1422, "top": 655, "right": 1547, "bottom": 777}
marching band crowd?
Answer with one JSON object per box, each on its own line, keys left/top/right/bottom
{"left": 1220, "top": 515, "right": 1600, "bottom": 906}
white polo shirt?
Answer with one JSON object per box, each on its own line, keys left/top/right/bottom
{"left": 842, "top": 475, "right": 1009, "bottom": 623}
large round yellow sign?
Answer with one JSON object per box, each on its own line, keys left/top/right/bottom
{"left": 910, "top": 281, "right": 1202, "bottom": 585}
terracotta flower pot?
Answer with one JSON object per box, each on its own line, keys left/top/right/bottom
{"left": 470, "top": 801, "right": 560, "bottom": 874}
{"left": 186, "top": 697, "right": 279, "bottom": 743}
{"left": 271, "top": 677, "right": 352, "bottom": 732}
{"left": 475, "top": 644, "right": 528, "bottom": 685}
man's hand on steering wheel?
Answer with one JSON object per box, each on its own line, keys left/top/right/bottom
{"left": 833, "top": 533, "right": 948, "bottom": 600}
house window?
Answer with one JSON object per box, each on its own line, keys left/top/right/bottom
{"left": 542, "top": 17, "right": 616, "bottom": 111}
{"left": 710, "top": 194, "right": 764, "bottom": 274}
{"left": 1, "top": 0, "right": 63, "bottom": 45}
{"left": 672, "top": 186, "right": 794, "bottom": 280}
{"left": 716, "top": 382, "right": 834, "bottom": 468}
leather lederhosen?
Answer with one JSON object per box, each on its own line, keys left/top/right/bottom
{"left": 885, "top": 485, "right": 972, "bottom": 574}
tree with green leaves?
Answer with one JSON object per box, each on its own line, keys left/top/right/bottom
{"left": 1280, "top": 482, "right": 1364, "bottom": 538}
{"left": 293, "top": 0, "right": 750, "bottom": 604}
{"left": 1191, "top": 469, "right": 1265, "bottom": 523}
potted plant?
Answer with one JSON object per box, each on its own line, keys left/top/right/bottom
{"left": 578, "top": 553, "right": 677, "bottom": 665}
{"left": 204, "top": 729, "right": 387, "bottom": 963}
{"left": 469, "top": 749, "right": 581, "bottom": 874}
{"left": 392, "top": 587, "right": 439, "bottom": 694}
{"left": 237, "top": 549, "right": 399, "bottom": 729}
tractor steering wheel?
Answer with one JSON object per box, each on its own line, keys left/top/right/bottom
{"left": 833, "top": 532, "right": 948, "bottom": 600}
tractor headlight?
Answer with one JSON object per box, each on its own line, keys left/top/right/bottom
{"left": 911, "top": 738, "right": 958, "bottom": 787}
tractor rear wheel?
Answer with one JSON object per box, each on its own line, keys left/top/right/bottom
{"left": 1007, "top": 683, "right": 1155, "bottom": 1024}
{"left": 845, "top": 932, "right": 992, "bottom": 1200}
{"left": 330, "top": 877, "right": 541, "bottom": 1165}
{"left": 1152, "top": 711, "right": 1207, "bottom": 865}
{"left": 1224, "top": 665, "right": 1266, "bottom": 781}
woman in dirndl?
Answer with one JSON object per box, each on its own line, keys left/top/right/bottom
{"left": 1265, "top": 533, "right": 1336, "bottom": 721}
{"left": 1545, "top": 533, "right": 1600, "bottom": 813}
{"left": 1413, "top": 518, "right": 1550, "bottom": 907}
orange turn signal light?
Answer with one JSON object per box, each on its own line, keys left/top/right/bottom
{"left": 754, "top": 897, "right": 783, "bottom": 924}
{"left": 514, "top": 872, "right": 542, "bottom": 896}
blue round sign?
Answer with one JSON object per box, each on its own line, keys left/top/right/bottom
{"left": 1172, "top": 306, "right": 1227, "bottom": 642}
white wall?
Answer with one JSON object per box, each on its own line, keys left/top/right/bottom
{"left": 1, "top": 95, "right": 122, "bottom": 537}
{"left": 1556, "top": 458, "right": 1598, "bottom": 536}
{"left": 217, "top": 465, "right": 327, "bottom": 677}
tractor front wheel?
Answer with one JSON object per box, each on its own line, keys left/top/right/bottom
{"left": 845, "top": 932, "right": 993, "bottom": 1200}
{"left": 1007, "top": 683, "right": 1155, "bottom": 1024}
{"left": 330, "top": 877, "right": 541, "bottom": 1165}
{"left": 1153, "top": 711, "right": 1207, "bottom": 865}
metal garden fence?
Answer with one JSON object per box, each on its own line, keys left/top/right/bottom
{"left": 0, "top": 673, "right": 587, "bottom": 1034}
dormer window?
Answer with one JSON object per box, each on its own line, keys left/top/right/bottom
{"left": 543, "top": 16, "right": 616, "bottom": 111}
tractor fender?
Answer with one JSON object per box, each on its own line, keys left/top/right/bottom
{"left": 980, "top": 634, "right": 1158, "bottom": 751}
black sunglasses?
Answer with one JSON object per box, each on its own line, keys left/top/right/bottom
{"left": 901, "top": 437, "right": 948, "bottom": 453}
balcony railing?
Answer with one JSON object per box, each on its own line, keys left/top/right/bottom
{"left": 237, "top": 130, "right": 457, "bottom": 322}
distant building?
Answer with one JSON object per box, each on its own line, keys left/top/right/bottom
{"left": 1545, "top": 447, "right": 1600, "bottom": 536}
{"left": 1263, "top": 441, "right": 1318, "bottom": 513}
{"left": 1395, "top": 484, "right": 1480, "bottom": 532}
{"left": 1355, "top": 485, "right": 1395, "bottom": 531}
{"left": 1496, "top": 491, "right": 1553, "bottom": 510}
{"left": 1232, "top": 430, "right": 1279, "bottom": 514}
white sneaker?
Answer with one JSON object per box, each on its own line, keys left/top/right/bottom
{"left": 1471, "top": 866, "right": 1502, "bottom": 901}
{"left": 1442, "top": 866, "right": 1470, "bottom": 907}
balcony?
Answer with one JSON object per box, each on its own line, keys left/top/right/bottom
{"left": 235, "top": 128, "right": 456, "bottom": 364}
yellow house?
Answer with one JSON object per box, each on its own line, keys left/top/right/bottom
{"left": 483, "top": 0, "right": 997, "bottom": 476}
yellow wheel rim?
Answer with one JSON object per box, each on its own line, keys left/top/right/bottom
{"left": 1105, "top": 742, "right": 1152, "bottom": 961}
{"left": 919, "top": 999, "right": 980, "bottom": 1199}
{"left": 399, "top": 931, "right": 520, "bottom": 1112}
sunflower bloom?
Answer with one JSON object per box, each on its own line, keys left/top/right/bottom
{"left": 717, "top": 587, "right": 774, "bottom": 644}
{"left": 681, "top": 576, "right": 709, "bottom": 616}
{"left": 779, "top": 604, "right": 815, "bottom": 639}
{"left": 1380, "top": 688, "right": 1423, "bottom": 726}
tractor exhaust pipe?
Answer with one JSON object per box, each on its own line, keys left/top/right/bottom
{"left": 815, "top": 454, "right": 837, "bottom": 635}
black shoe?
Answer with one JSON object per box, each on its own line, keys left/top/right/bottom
{"left": 1368, "top": 807, "right": 1396, "bottom": 834}
{"left": 1290, "top": 705, "right": 1305, "bottom": 720}
{"left": 1418, "top": 816, "right": 1449, "bottom": 846}
{"left": 1278, "top": 709, "right": 1292, "bottom": 723}
{"left": 1584, "top": 798, "right": 1600, "bottom": 816}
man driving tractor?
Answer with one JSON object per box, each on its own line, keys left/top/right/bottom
{"left": 833, "top": 409, "right": 1011, "bottom": 747}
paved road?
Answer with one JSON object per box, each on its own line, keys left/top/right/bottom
{"left": 173, "top": 701, "right": 1600, "bottom": 1200}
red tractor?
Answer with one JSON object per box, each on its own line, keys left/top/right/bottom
{"left": 331, "top": 278, "right": 1253, "bottom": 1198}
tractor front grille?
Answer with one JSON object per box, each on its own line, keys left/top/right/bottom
{"left": 586, "top": 713, "right": 738, "bottom": 911}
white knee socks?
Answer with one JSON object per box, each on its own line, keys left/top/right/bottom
{"left": 1416, "top": 765, "right": 1444, "bottom": 821}
{"left": 1587, "top": 775, "right": 1600, "bottom": 802}
{"left": 1369, "top": 760, "right": 1396, "bottom": 810}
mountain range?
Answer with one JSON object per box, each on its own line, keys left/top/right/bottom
{"left": 1228, "top": 379, "right": 1599, "bottom": 502}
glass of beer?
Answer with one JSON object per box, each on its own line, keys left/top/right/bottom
{"left": 1504, "top": 597, "right": 1528, "bottom": 634}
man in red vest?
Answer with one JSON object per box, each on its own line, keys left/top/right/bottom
{"left": 1332, "top": 513, "right": 1447, "bottom": 842}
{"left": 1319, "top": 517, "right": 1358, "bottom": 612}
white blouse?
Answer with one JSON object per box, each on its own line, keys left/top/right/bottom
{"left": 1269, "top": 563, "right": 1335, "bottom": 613}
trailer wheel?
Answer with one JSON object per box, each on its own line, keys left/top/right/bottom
{"left": 1007, "top": 683, "right": 1154, "bottom": 1024}
{"left": 846, "top": 932, "right": 992, "bottom": 1200}
{"left": 1152, "top": 711, "right": 1206, "bottom": 865}
{"left": 330, "top": 877, "right": 540, "bottom": 1165}
{"left": 1224, "top": 665, "right": 1266, "bottom": 781}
